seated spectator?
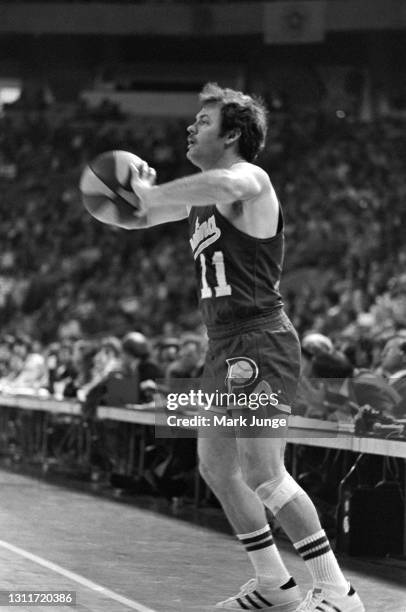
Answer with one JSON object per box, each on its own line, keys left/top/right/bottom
{"left": 92, "top": 336, "right": 122, "bottom": 382}
{"left": 166, "top": 333, "right": 205, "bottom": 380}
{"left": 302, "top": 333, "right": 334, "bottom": 360}
{"left": 122, "top": 332, "right": 163, "bottom": 402}
{"left": 0, "top": 336, "right": 47, "bottom": 393}
{"left": 379, "top": 334, "right": 406, "bottom": 417}
{"left": 68, "top": 335, "right": 123, "bottom": 406}
{"left": 341, "top": 337, "right": 374, "bottom": 370}
{"left": 294, "top": 333, "right": 333, "bottom": 418}
{"left": 83, "top": 332, "right": 163, "bottom": 412}
{"left": 155, "top": 337, "right": 180, "bottom": 373}
{"left": 349, "top": 369, "right": 400, "bottom": 419}
{"left": 0, "top": 336, "right": 30, "bottom": 386}
{"left": 387, "top": 275, "right": 406, "bottom": 330}
{"left": 311, "top": 351, "right": 356, "bottom": 422}
{"left": 0, "top": 335, "right": 14, "bottom": 378}
{"left": 53, "top": 341, "right": 76, "bottom": 386}
{"left": 62, "top": 339, "right": 98, "bottom": 399}
{"left": 380, "top": 335, "right": 406, "bottom": 388}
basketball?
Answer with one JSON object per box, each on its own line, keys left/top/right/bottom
{"left": 79, "top": 150, "right": 145, "bottom": 226}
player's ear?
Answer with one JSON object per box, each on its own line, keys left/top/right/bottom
{"left": 225, "top": 128, "right": 241, "bottom": 147}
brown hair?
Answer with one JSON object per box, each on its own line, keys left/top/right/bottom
{"left": 199, "top": 82, "right": 268, "bottom": 162}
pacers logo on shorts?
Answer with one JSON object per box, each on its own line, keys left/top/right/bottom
{"left": 225, "top": 357, "right": 259, "bottom": 394}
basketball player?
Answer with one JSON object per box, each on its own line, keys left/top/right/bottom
{"left": 124, "top": 83, "right": 365, "bottom": 612}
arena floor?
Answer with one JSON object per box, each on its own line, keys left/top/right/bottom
{"left": 0, "top": 470, "right": 405, "bottom": 612}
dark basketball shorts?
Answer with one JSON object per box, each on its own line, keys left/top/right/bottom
{"left": 198, "top": 310, "right": 301, "bottom": 437}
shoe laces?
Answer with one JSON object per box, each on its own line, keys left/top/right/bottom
{"left": 223, "top": 578, "right": 258, "bottom": 603}
{"left": 296, "top": 588, "right": 323, "bottom": 611}
{"left": 238, "top": 579, "right": 257, "bottom": 597}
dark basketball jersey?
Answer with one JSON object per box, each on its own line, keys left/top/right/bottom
{"left": 188, "top": 204, "right": 284, "bottom": 329}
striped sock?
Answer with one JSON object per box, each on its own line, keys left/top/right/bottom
{"left": 294, "top": 529, "right": 348, "bottom": 593}
{"left": 237, "top": 524, "right": 291, "bottom": 587}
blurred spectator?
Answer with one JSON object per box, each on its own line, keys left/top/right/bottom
{"left": 0, "top": 336, "right": 14, "bottom": 378}
{"left": 380, "top": 335, "right": 406, "bottom": 383}
{"left": 122, "top": 331, "right": 163, "bottom": 402}
{"left": 311, "top": 351, "right": 356, "bottom": 422}
{"left": 70, "top": 335, "right": 124, "bottom": 406}
{"left": 387, "top": 275, "right": 406, "bottom": 328}
{"left": 302, "top": 333, "right": 334, "bottom": 359}
{"left": 54, "top": 341, "right": 76, "bottom": 385}
{"left": 350, "top": 368, "right": 400, "bottom": 419}
{"left": 378, "top": 335, "right": 406, "bottom": 417}
{"left": 92, "top": 336, "right": 122, "bottom": 381}
{"left": 155, "top": 337, "right": 180, "bottom": 372}
{"left": 166, "top": 333, "right": 206, "bottom": 380}
{"left": 0, "top": 336, "right": 47, "bottom": 393}
{"left": 294, "top": 333, "right": 333, "bottom": 418}
{"left": 62, "top": 339, "right": 98, "bottom": 398}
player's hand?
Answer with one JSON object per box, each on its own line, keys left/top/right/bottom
{"left": 130, "top": 161, "right": 156, "bottom": 218}
{"left": 131, "top": 161, "right": 156, "bottom": 192}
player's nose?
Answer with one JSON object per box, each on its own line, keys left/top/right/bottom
{"left": 187, "top": 123, "right": 196, "bottom": 135}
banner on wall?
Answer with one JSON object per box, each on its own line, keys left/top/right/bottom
{"left": 264, "top": 1, "right": 327, "bottom": 45}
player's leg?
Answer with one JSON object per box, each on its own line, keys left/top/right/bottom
{"left": 233, "top": 315, "right": 364, "bottom": 610}
{"left": 199, "top": 335, "right": 294, "bottom": 585}
{"left": 236, "top": 433, "right": 364, "bottom": 611}
{"left": 198, "top": 434, "right": 264, "bottom": 532}
{"left": 198, "top": 433, "right": 291, "bottom": 574}
{"left": 199, "top": 432, "right": 301, "bottom": 610}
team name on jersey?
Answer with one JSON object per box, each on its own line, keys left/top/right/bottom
{"left": 189, "top": 215, "right": 221, "bottom": 259}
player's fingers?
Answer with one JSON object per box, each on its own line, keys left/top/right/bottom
{"left": 148, "top": 167, "right": 157, "bottom": 185}
{"left": 130, "top": 163, "right": 141, "bottom": 191}
{"left": 139, "top": 160, "right": 150, "bottom": 179}
{"left": 130, "top": 162, "right": 140, "bottom": 178}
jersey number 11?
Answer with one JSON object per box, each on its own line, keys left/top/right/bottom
{"left": 200, "top": 251, "right": 232, "bottom": 299}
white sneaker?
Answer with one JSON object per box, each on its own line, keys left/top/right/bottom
{"left": 294, "top": 583, "right": 365, "bottom": 612}
{"left": 215, "top": 577, "right": 302, "bottom": 610}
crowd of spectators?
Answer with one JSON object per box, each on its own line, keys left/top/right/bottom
{"left": 0, "top": 328, "right": 205, "bottom": 497}
{"left": 0, "top": 329, "right": 205, "bottom": 399}
{"left": 0, "top": 103, "right": 196, "bottom": 342}
{"left": 1, "top": 97, "right": 406, "bottom": 436}
{"left": 0, "top": 321, "right": 405, "bottom": 505}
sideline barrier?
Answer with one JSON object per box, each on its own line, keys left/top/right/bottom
{"left": 1, "top": 394, "right": 405, "bottom": 554}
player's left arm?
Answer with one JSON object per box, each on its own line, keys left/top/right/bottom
{"left": 131, "top": 161, "right": 269, "bottom": 212}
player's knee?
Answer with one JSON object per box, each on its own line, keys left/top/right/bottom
{"left": 198, "top": 459, "right": 237, "bottom": 492}
{"left": 244, "top": 467, "right": 280, "bottom": 492}
{"left": 255, "top": 470, "right": 304, "bottom": 515}
{"left": 198, "top": 459, "right": 224, "bottom": 489}
{"left": 241, "top": 453, "right": 284, "bottom": 492}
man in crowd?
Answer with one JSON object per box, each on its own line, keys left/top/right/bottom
{"left": 380, "top": 334, "right": 406, "bottom": 416}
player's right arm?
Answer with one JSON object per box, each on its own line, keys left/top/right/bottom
{"left": 119, "top": 203, "right": 188, "bottom": 229}
{"left": 118, "top": 162, "right": 188, "bottom": 229}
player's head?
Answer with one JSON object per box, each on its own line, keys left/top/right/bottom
{"left": 187, "top": 82, "right": 268, "bottom": 169}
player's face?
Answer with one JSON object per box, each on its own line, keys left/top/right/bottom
{"left": 186, "top": 104, "right": 226, "bottom": 170}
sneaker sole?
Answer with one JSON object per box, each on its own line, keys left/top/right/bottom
{"left": 214, "top": 599, "right": 302, "bottom": 611}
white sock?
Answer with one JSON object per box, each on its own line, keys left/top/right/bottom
{"left": 294, "top": 529, "right": 348, "bottom": 593}
{"left": 237, "top": 524, "right": 291, "bottom": 587}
